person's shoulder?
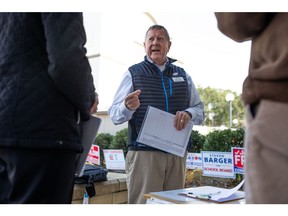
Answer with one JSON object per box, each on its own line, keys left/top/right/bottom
{"left": 170, "top": 63, "right": 186, "bottom": 73}
{"left": 128, "top": 60, "right": 146, "bottom": 71}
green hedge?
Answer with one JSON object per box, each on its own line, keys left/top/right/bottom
{"left": 202, "top": 128, "right": 244, "bottom": 152}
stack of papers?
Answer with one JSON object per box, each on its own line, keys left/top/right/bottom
{"left": 179, "top": 180, "right": 245, "bottom": 203}
{"left": 137, "top": 106, "right": 193, "bottom": 157}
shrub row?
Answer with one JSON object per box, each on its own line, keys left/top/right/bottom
{"left": 191, "top": 128, "right": 244, "bottom": 153}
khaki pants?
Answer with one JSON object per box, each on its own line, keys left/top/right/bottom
{"left": 245, "top": 100, "right": 288, "bottom": 203}
{"left": 125, "top": 150, "right": 187, "bottom": 204}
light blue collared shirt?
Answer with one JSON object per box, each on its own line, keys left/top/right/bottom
{"left": 108, "top": 57, "right": 204, "bottom": 125}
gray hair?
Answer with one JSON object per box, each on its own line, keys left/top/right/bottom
{"left": 145, "top": 24, "right": 170, "bottom": 41}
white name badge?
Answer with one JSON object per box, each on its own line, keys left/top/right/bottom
{"left": 172, "top": 77, "right": 185, "bottom": 82}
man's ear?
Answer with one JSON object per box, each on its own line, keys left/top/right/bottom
{"left": 168, "top": 41, "right": 172, "bottom": 51}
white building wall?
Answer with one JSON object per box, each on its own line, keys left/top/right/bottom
{"left": 96, "top": 112, "right": 128, "bottom": 136}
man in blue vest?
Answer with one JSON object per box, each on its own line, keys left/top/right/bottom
{"left": 108, "top": 24, "right": 204, "bottom": 204}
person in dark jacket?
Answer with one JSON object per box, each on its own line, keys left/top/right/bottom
{"left": 215, "top": 12, "right": 288, "bottom": 204}
{"left": 0, "top": 13, "right": 97, "bottom": 204}
{"left": 108, "top": 25, "right": 204, "bottom": 204}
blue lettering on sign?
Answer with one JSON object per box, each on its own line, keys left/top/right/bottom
{"left": 204, "top": 157, "right": 232, "bottom": 164}
{"left": 234, "top": 167, "right": 244, "bottom": 174}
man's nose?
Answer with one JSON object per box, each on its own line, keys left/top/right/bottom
{"left": 152, "top": 39, "right": 159, "bottom": 45}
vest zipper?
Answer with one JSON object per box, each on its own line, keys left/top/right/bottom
{"left": 169, "top": 78, "right": 173, "bottom": 95}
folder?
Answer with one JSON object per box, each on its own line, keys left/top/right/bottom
{"left": 75, "top": 115, "right": 102, "bottom": 177}
{"left": 137, "top": 106, "right": 193, "bottom": 157}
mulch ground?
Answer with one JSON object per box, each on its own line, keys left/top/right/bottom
{"left": 185, "top": 169, "right": 244, "bottom": 190}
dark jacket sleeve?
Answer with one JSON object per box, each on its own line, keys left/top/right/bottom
{"left": 41, "top": 13, "right": 95, "bottom": 120}
{"left": 214, "top": 12, "right": 275, "bottom": 42}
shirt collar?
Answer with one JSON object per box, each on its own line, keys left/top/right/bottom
{"left": 146, "top": 56, "right": 169, "bottom": 72}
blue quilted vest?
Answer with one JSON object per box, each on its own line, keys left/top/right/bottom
{"left": 128, "top": 56, "right": 191, "bottom": 152}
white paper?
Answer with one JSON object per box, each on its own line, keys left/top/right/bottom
{"left": 180, "top": 179, "right": 245, "bottom": 202}
{"left": 137, "top": 106, "right": 193, "bottom": 157}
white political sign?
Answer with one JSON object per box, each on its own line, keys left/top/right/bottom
{"left": 86, "top": 144, "right": 100, "bottom": 165}
{"left": 201, "top": 151, "right": 235, "bottom": 178}
{"left": 186, "top": 153, "right": 202, "bottom": 170}
{"left": 103, "top": 149, "right": 125, "bottom": 170}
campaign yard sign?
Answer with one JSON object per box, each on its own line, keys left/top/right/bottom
{"left": 86, "top": 144, "right": 100, "bottom": 165}
{"left": 201, "top": 151, "right": 235, "bottom": 178}
{"left": 103, "top": 149, "right": 125, "bottom": 170}
{"left": 186, "top": 153, "right": 202, "bottom": 170}
{"left": 232, "top": 147, "right": 244, "bottom": 174}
